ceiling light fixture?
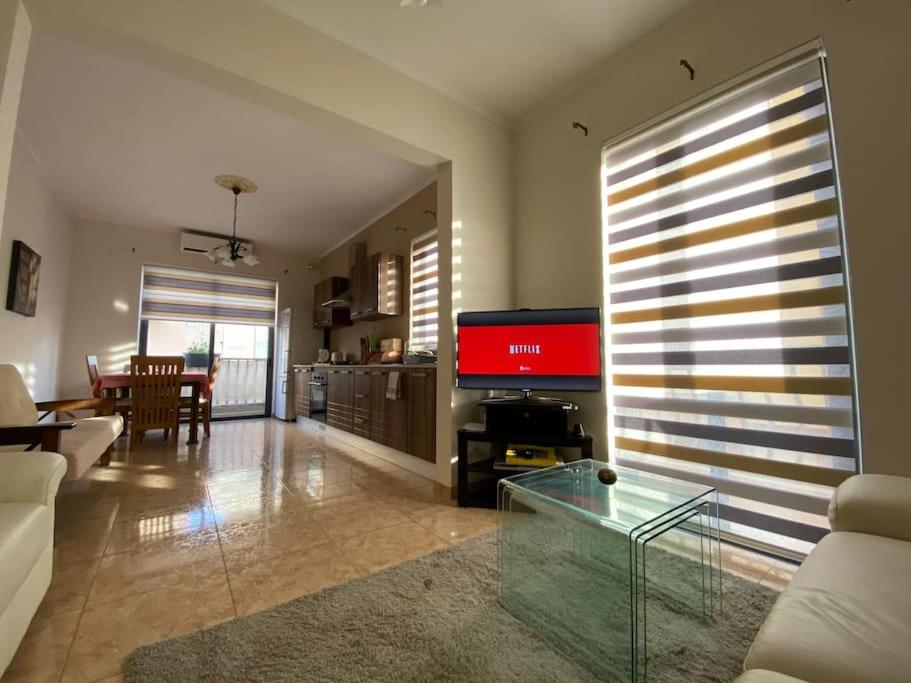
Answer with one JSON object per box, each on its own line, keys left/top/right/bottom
{"left": 208, "top": 175, "right": 260, "bottom": 267}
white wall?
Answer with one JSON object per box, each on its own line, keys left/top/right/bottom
{"left": 58, "top": 218, "right": 322, "bottom": 399}
{"left": 0, "top": 0, "right": 30, "bottom": 248}
{"left": 515, "top": 0, "right": 911, "bottom": 476}
{"left": 0, "top": 131, "right": 73, "bottom": 399}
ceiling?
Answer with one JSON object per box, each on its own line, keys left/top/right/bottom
{"left": 263, "top": 0, "right": 698, "bottom": 122}
{"left": 17, "top": 33, "right": 435, "bottom": 255}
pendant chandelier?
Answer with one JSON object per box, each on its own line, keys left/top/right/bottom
{"left": 207, "top": 175, "right": 260, "bottom": 267}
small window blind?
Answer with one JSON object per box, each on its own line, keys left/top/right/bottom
{"left": 409, "top": 230, "right": 439, "bottom": 351}
{"left": 140, "top": 265, "right": 277, "bottom": 326}
{"left": 602, "top": 48, "right": 858, "bottom": 556}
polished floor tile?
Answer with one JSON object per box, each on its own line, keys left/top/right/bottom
{"left": 52, "top": 516, "right": 115, "bottom": 565}
{"left": 217, "top": 508, "right": 331, "bottom": 571}
{"left": 382, "top": 483, "right": 456, "bottom": 518}
{"left": 309, "top": 497, "right": 410, "bottom": 542}
{"left": 334, "top": 520, "right": 448, "bottom": 574}
{"left": 416, "top": 507, "right": 499, "bottom": 544}
{"left": 87, "top": 529, "right": 224, "bottom": 606}
{"left": 38, "top": 555, "right": 102, "bottom": 617}
{"left": 104, "top": 507, "right": 218, "bottom": 556}
{"left": 2, "top": 609, "right": 81, "bottom": 682}
{"left": 62, "top": 572, "right": 235, "bottom": 683}
{"left": 229, "top": 542, "right": 360, "bottom": 616}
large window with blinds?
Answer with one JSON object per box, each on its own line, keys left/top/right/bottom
{"left": 601, "top": 47, "right": 858, "bottom": 557}
{"left": 409, "top": 230, "right": 439, "bottom": 352}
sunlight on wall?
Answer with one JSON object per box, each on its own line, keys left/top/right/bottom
{"left": 104, "top": 341, "right": 139, "bottom": 372}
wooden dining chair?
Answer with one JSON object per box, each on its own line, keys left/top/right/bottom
{"left": 180, "top": 354, "right": 221, "bottom": 438}
{"left": 87, "top": 353, "right": 131, "bottom": 425}
{"left": 86, "top": 355, "right": 101, "bottom": 397}
{"left": 129, "top": 355, "right": 184, "bottom": 448}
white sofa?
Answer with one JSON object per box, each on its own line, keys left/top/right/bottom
{"left": 738, "top": 474, "right": 911, "bottom": 683}
{"left": 0, "top": 451, "right": 66, "bottom": 675}
{"left": 0, "top": 364, "right": 122, "bottom": 480}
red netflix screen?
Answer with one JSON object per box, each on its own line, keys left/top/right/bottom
{"left": 457, "top": 309, "right": 601, "bottom": 391}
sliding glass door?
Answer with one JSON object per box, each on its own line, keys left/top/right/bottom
{"left": 211, "top": 323, "right": 272, "bottom": 417}
{"left": 140, "top": 320, "right": 273, "bottom": 418}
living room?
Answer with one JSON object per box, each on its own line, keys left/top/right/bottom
{"left": 1, "top": 0, "right": 908, "bottom": 682}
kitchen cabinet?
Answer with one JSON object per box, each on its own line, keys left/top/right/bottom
{"left": 313, "top": 276, "right": 351, "bottom": 329}
{"left": 324, "top": 366, "right": 435, "bottom": 463}
{"left": 326, "top": 368, "right": 354, "bottom": 431}
{"left": 293, "top": 366, "right": 312, "bottom": 418}
{"left": 406, "top": 368, "right": 436, "bottom": 463}
{"left": 352, "top": 369, "right": 371, "bottom": 438}
{"left": 350, "top": 251, "right": 404, "bottom": 321}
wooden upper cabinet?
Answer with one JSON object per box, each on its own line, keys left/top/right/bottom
{"left": 351, "top": 250, "right": 404, "bottom": 322}
{"left": 313, "top": 276, "right": 352, "bottom": 329}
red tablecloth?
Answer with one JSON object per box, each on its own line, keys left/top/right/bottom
{"left": 93, "top": 372, "right": 212, "bottom": 400}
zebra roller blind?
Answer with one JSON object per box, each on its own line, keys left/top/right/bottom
{"left": 602, "top": 48, "right": 858, "bottom": 556}
{"left": 410, "top": 230, "right": 439, "bottom": 351}
{"left": 140, "top": 265, "right": 277, "bottom": 326}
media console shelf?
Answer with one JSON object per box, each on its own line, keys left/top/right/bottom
{"left": 457, "top": 423, "right": 593, "bottom": 508}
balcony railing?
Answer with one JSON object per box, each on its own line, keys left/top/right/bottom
{"left": 211, "top": 357, "right": 268, "bottom": 409}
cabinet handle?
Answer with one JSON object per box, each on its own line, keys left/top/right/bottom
{"left": 354, "top": 393, "right": 366, "bottom": 399}
{"left": 354, "top": 417, "right": 365, "bottom": 424}
{"left": 412, "top": 372, "right": 427, "bottom": 377}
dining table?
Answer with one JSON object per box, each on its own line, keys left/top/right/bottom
{"left": 93, "top": 371, "right": 211, "bottom": 444}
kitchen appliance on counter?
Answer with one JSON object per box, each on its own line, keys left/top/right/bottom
{"left": 317, "top": 348, "right": 330, "bottom": 363}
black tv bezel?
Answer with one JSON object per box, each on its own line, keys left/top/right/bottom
{"left": 456, "top": 307, "right": 603, "bottom": 392}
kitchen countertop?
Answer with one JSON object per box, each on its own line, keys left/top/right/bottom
{"left": 292, "top": 363, "right": 437, "bottom": 369}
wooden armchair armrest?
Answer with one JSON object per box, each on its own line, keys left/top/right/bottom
{"left": 35, "top": 397, "right": 116, "bottom": 420}
{"left": 0, "top": 421, "right": 77, "bottom": 452}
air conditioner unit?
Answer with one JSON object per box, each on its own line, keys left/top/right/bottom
{"left": 180, "top": 231, "right": 253, "bottom": 257}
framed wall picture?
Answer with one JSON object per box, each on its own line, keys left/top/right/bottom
{"left": 6, "top": 240, "right": 41, "bottom": 317}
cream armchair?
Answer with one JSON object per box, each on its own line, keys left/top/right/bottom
{"left": 0, "top": 364, "right": 123, "bottom": 480}
{"left": 0, "top": 451, "right": 67, "bottom": 675}
{"left": 738, "top": 473, "right": 911, "bottom": 683}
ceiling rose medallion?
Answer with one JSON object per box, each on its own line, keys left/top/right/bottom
{"left": 207, "top": 175, "right": 260, "bottom": 267}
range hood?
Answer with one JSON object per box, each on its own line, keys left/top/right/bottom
{"left": 320, "top": 242, "right": 365, "bottom": 309}
{"left": 321, "top": 295, "right": 350, "bottom": 309}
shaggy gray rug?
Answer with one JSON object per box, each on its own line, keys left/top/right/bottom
{"left": 126, "top": 532, "right": 778, "bottom": 682}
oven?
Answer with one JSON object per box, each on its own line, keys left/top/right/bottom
{"left": 309, "top": 371, "right": 328, "bottom": 416}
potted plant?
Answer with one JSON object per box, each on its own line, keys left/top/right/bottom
{"left": 184, "top": 340, "right": 209, "bottom": 369}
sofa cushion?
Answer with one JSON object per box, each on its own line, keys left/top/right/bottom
{"left": 0, "top": 503, "right": 52, "bottom": 615}
{"left": 744, "top": 531, "right": 911, "bottom": 683}
{"left": 0, "top": 364, "right": 38, "bottom": 426}
{"left": 58, "top": 415, "right": 123, "bottom": 481}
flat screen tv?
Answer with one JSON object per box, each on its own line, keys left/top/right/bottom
{"left": 456, "top": 308, "right": 602, "bottom": 392}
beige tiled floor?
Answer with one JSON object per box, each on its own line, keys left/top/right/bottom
{"left": 1, "top": 418, "right": 796, "bottom": 682}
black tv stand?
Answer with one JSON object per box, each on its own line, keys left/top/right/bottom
{"left": 457, "top": 423, "right": 593, "bottom": 507}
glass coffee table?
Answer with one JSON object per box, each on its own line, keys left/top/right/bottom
{"left": 498, "top": 460, "right": 721, "bottom": 682}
